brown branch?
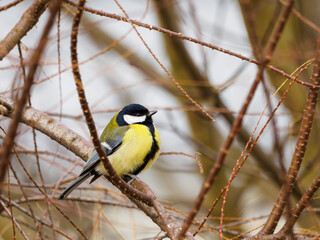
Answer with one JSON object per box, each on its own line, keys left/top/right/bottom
{"left": 115, "top": 0, "right": 214, "bottom": 122}
{"left": 17, "top": 40, "right": 44, "bottom": 240}
{"left": 70, "top": 0, "right": 154, "bottom": 205}
{"left": 179, "top": 1, "right": 295, "bottom": 238}
{"left": 0, "top": 0, "right": 60, "bottom": 186}
{"left": 0, "top": 0, "right": 51, "bottom": 60}
{"left": 6, "top": 160, "right": 16, "bottom": 238}
{"left": 11, "top": 140, "right": 88, "bottom": 239}
{"left": 0, "top": 196, "right": 76, "bottom": 240}
{"left": 279, "top": 0, "right": 320, "bottom": 33}
{"left": 239, "top": 0, "right": 262, "bottom": 60}
{"left": 259, "top": 39, "right": 320, "bottom": 235}
{"left": 0, "top": 96, "right": 93, "bottom": 161}
{"left": 0, "top": 0, "right": 23, "bottom": 12}
{"left": 77, "top": 8, "right": 279, "bottom": 189}
{"left": 7, "top": 161, "right": 42, "bottom": 233}
{"left": 129, "top": 179, "right": 195, "bottom": 239}
{"left": 17, "top": 41, "right": 57, "bottom": 238}
{"left": 0, "top": 199, "right": 29, "bottom": 239}
{"left": 64, "top": 2, "right": 193, "bottom": 238}
{"left": 62, "top": 0, "right": 320, "bottom": 89}
{"left": 278, "top": 169, "right": 320, "bottom": 237}
{"left": 245, "top": 234, "right": 316, "bottom": 240}
{"left": 0, "top": 97, "right": 195, "bottom": 239}
{"left": 240, "top": 0, "right": 286, "bottom": 178}
{"left": 193, "top": 59, "right": 313, "bottom": 238}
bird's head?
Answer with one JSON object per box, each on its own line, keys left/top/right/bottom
{"left": 116, "top": 104, "right": 157, "bottom": 126}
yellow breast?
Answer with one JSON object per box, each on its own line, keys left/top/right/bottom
{"left": 97, "top": 124, "right": 160, "bottom": 177}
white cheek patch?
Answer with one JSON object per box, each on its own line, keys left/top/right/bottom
{"left": 123, "top": 114, "right": 146, "bottom": 124}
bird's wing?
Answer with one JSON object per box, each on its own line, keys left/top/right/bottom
{"left": 79, "top": 126, "right": 128, "bottom": 176}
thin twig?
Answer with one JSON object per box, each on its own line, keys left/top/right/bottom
{"left": 114, "top": 0, "right": 215, "bottom": 122}
{"left": 63, "top": 0, "right": 320, "bottom": 89}
{"left": 0, "top": 196, "right": 76, "bottom": 240}
{"left": 259, "top": 38, "right": 320, "bottom": 235}
{"left": 11, "top": 140, "right": 88, "bottom": 239}
{"left": 6, "top": 164, "right": 16, "bottom": 239}
{"left": 0, "top": 128, "right": 42, "bottom": 231}
{"left": 17, "top": 39, "right": 47, "bottom": 240}
{"left": 0, "top": 200, "right": 30, "bottom": 240}
{"left": 279, "top": 168, "right": 320, "bottom": 237}
{"left": 69, "top": 2, "right": 192, "bottom": 238}
{"left": 69, "top": 0, "right": 154, "bottom": 205}
{"left": 279, "top": 0, "right": 320, "bottom": 33}
{"left": 0, "top": 0, "right": 61, "bottom": 186}
{"left": 193, "top": 58, "right": 312, "bottom": 237}
{"left": 0, "top": 0, "right": 50, "bottom": 60}
{"left": 0, "top": 0, "right": 23, "bottom": 12}
{"left": 179, "top": 1, "right": 295, "bottom": 238}
{"left": 0, "top": 96, "right": 94, "bottom": 161}
{"left": 240, "top": 0, "right": 285, "bottom": 174}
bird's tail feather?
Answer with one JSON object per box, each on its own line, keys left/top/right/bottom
{"left": 58, "top": 172, "right": 92, "bottom": 200}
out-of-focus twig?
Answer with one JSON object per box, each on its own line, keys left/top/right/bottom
{"left": 69, "top": 0, "right": 155, "bottom": 205}
{"left": 0, "top": 199, "right": 29, "bottom": 240}
{"left": 0, "top": 196, "right": 76, "bottom": 240}
{"left": 279, "top": 168, "right": 320, "bottom": 237}
{"left": 0, "top": 96, "right": 195, "bottom": 239}
{"left": 130, "top": 179, "right": 194, "bottom": 240}
{"left": 279, "top": 0, "right": 320, "bottom": 33}
{"left": 259, "top": 38, "right": 320, "bottom": 236}
{"left": 0, "top": 0, "right": 51, "bottom": 60}
{"left": 179, "top": 1, "right": 295, "bottom": 238}
{"left": 63, "top": 0, "right": 320, "bottom": 89}
{"left": 193, "top": 60, "right": 312, "bottom": 238}
{"left": 66, "top": 1, "right": 192, "bottom": 238}
{"left": 114, "top": 0, "right": 215, "bottom": 122}
{"left": 69, "top": 1, "right": 282, "bottom": 198}
{"left": 240, "top": 0, "right": 285, "bottom": 174}
{"left": 0, "top": 0, "right": 60, "bottom": 187}
{"left": 0, "top": 0, "right": 23, "bottom": 12}
{"left": 0, "top": 96, "right": 93, "bottom": 161}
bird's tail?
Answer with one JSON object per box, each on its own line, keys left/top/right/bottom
{"left": 58, "top": 172, "right": 92, "bottom": 200}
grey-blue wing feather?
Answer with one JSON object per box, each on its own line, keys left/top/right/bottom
{"left": 58, "top": 128, "right": 126, "bottom": 199}
{"left": 79, "top": 135, "right": 123, "bottom": 176}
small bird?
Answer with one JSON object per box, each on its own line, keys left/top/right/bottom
{"left": 58, "top": 104, "right": 161, "bottom": 199}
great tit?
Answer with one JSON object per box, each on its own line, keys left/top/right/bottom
{"left": 58, "top": 104, "right": 160, "bottom": 199}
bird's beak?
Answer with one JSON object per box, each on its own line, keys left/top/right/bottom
{"left": 148, "top": 110, "right": 157, "bottom": 116}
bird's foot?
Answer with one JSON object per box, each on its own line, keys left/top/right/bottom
{"left": 123, "top": 174, "right": 139, "bottom": 183}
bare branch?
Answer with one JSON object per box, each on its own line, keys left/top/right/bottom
{"left": 63, "top": 0, "right": 319, "bottom": 89}
{"left": 0, "top": 96, "right": 93, "bottom": 161}
{"left": 259, "top": 39, "right": 320, "bottom": 235}
{"left": 279, "top": 168, "right": 320, "bottom": 236}
{"left": 0, "top": 0, "right": 51, "bottom": 60}
{"left": 69, "top": 0, "right": 156, "bottom": 205}
{"left": 0, "top": 0, "right": 23, "bottom": 12}
{"left": 179, "top": 1, "right": 295, "bottom": 238}
{"left": 0, "top": 0, "right": 61, "bottom": 186}
{"left": 0, "top": 96, "right": 195, "bottom": 239}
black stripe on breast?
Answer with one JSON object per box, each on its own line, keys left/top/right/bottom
{"left": 130, "top": 123, "right": 159, "bottom": 175}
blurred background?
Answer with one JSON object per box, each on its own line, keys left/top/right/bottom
{"left": 1, "top": 0, "right": 320, "bottom": 239}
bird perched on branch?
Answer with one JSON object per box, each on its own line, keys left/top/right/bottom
{"left": 58, "top": 104, "right": 161, "bottom": 199}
